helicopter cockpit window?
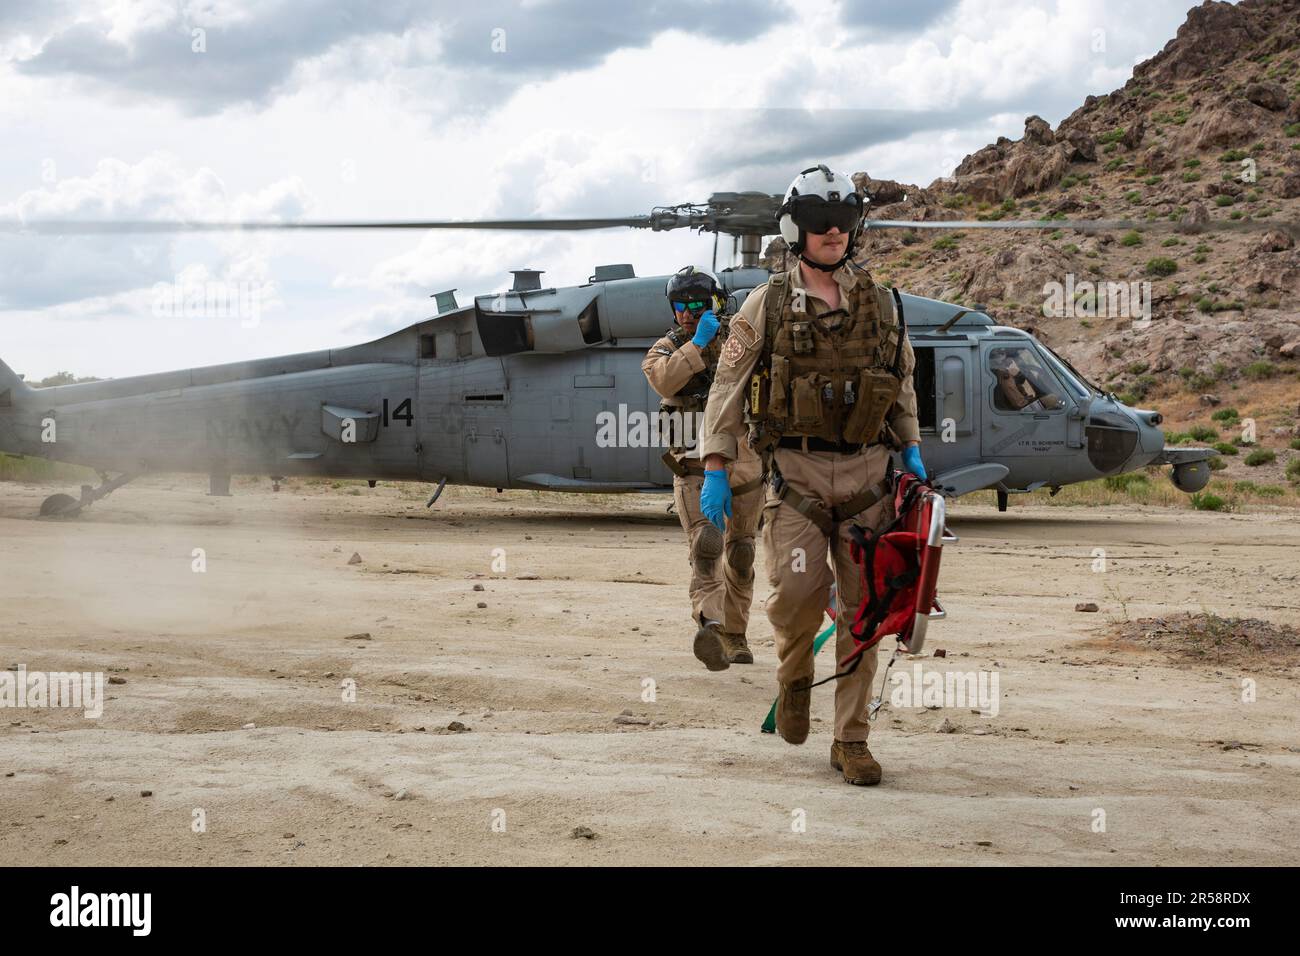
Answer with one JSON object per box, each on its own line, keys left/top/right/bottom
{"left": 988, "top": 347, "right": 1066, "bottom": 413}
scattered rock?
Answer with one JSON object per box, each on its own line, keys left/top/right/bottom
{"left": 393, "top": 789, "right": 410, "bottom": 801}
{"left": 242, "top": 722, "right": 256, "bottom": 730}
{"left": 476, "top": 602, "right": 487, "bottom": 609}
{"left": 472, "top": 583, "right": 485, "bottom": 591}
{"left": 140, "top": 790, "right": 153, "bottom": 798}
{"left": 348, "top": 552, "right": 363, "bottom": 565}
{"left": 516, "top": 573, "right": 540, "bottom": 580}
{"left": 1198, "top": 394, "right": 1222, "bottom": 407}
{"left": 571, "top": 826, "right": 597, "bottom": 840}
{"left": 613, "top": 714, "right": 651, "bottom": 725}
{"left": 447, "top": 721, "right": 471, "bottom": 733}
{"left": 933, "top": 648, "right": 947, "bottom": 658}
{"left": 107, "top": 676, "right": 126, "bottom": 685}
{"left": 345, "top": 632, "right": 372, "bottom": 641}
{"left": 1075, "top": 602, "right": 1099, "bottom": 612}
{"left": 936, "top": 718, "right": 961, "bottom": 734}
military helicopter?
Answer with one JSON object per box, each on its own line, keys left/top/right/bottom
{"left": 3, "top": 187, "right": 1267, "bottom": 518}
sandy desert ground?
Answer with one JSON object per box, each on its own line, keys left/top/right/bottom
{"left": 1, "top": 475, "right": 1297, "bottom": 866}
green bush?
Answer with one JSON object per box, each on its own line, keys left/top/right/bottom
{"left": 1183, "top": 158, "right": 1201, "bottom": 168}
{"left": 1120, "top": 231, "right": 1143, "bottom": 247}
{"left": 1256, "top": 485, "right": 1286, "bottom": 498}
{"left": 1164, "top": 431, "right": 1187, "bottom": 444}
{"left": 933, "top": 235, "right": 958, "bottom": 250}
{"left": 1146, "top": 257, "right": 1178, "bottom": 276}
{"left": 1220, "top": 149, "right": 1248, "bottom": 162}
{"left": 1182, "top": 170, "right": 1202, "bottom": 182}
{"left": 1210, "top": 407, "right": 1239, "bottom": 422}
{"left": 1243, "top": 361, "right": 1275, "bottom": 380}
{"left": 1191, "top": 492, "right": 1227, "bottom": 510}
{"left": 1208, "top": 457, "right": 1228, "bottom": 471}
{"left": 1214, "top": 194, "right": 1235, "bottom": 207}
{"left": 1187, "top": 424, "right": 1219, "bottom": 442}
{"left": 1244, "top": 449, "right": 1276, "bottom": 467}
{"left": 1098, "top": 128, "right": 1126, "bottom": 145}
{"left": 1290, "top": 438, "right": 1300, "bottom": 451}
{"left": 1104, "top": 472, "right": 1150, "bottom": 492}
{"left": 1233, "top": 480, "right": 1258, "bottom": 494}
{"left": 1213, "top": 442, "right": 1239, "bottom": 455}
{"left": 1287, "top": 459, "right": 1300, "bottom": 481}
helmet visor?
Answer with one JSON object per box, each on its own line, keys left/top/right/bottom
{"left": 788, "top": 194, "right": 863, "bottom": 235}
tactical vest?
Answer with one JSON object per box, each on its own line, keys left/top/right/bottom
{"left": 659, "top": 319, "right": 728, "bottom": 455}
{"left": 748, "top": 269, "right": 906, "bottom": 447}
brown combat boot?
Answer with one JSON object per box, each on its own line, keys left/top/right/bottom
{"left": 693, "top": 618, "right": 730, "bottom": 672}
{"left": 721, "top": 632, "right": 753, "bottom": 664}
{"left": 775, "top": 676, "right": 812, "bottom": 744}
{"left": 830, "top": 739, "right": 882, "bottom": 786}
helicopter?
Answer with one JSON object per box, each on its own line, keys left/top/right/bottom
{"left": 2, "top": 187, "right": 1260, "bottom": 518}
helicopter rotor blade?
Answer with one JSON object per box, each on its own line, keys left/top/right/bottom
{"left": 865, "top": 217, "right": 1299, "bottom": 240}
{"left": 1, "top": 216, "right": 654, "bottom": 235}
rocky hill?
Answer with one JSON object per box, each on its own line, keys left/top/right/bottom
{"left": 766, "top": 0, "right": 1300, "bottom": 489}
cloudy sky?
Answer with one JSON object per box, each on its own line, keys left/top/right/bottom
{"left": 1, "top": 0, "right": 1209, "bottom": 379}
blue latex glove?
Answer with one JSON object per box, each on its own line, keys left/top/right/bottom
{"left": 700, "top": 468, "right": 732, "bottom": 531}
{"left": 691, "top": 309, "right": 720, "bottom": 348}
{"left": 902, "top": 444, "right": 928, "bottom": 480}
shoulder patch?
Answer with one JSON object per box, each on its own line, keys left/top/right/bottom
{"left": 728, "top": 316, "right": 758, "bottom": 348}
{"left": 652, "top": 346, "right": 674, "bottom": 357}
{"left": 721, "top": 335, "right": 746, "bottom": 366}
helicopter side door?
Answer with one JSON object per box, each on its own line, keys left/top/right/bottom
{"left": 911, "top": 336, "right": 979, "bottom": 477}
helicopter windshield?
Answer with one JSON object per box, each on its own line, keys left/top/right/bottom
{"left": 1037, "top": 342, "right": 1101, "bottom": 398}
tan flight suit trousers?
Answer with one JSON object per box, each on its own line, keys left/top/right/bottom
{"left": 763, "top": 442, "right": 894, "bottom": 742}
{"left": 674, "top": 471, "right": 762, "bottom": 634}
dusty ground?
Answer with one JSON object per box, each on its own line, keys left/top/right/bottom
{"left": 1, "top": 475, "right": 1297, "bottom": 866}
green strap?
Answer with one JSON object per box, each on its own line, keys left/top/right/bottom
{"left": 760, "top": 620, "right": 837, "bottom": 734}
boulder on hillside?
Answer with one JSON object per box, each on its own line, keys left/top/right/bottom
{"left": 1245, "top": 81, "right": 1288, "bottom": 112}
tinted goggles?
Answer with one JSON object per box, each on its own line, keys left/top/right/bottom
{"left": 788, "top": 194, "right": 863, "bottom": 235}
{"left": 672, "top": 299, "right": 709, "bottom": 313}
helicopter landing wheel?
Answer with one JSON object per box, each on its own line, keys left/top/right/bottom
{"left": 996, "top": 488, "right": 1008, "bottom": 512}
{"left": 40, "top": 493, "right": 82, "bottom": 517}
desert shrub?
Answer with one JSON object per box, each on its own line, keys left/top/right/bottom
{"left": 1244, "top": 449, "right": 1276, "bottom": 466}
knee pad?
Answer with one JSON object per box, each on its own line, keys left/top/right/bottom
{"left": 726, "top": 538, "right": 755, "bottom": 578}
{"left": 692, "top": 523, "right": 723, "bottom": 573}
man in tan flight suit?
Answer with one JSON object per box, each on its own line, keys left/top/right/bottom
{"left": 699, "top": 166, "right": 926, "bottom": 786}
{"left": 642, "top": 266, "right": 765, "bottom": 671}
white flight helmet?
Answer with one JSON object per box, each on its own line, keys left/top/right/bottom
{"left": 777, "top": 164, "right": 864, "bottom": 263}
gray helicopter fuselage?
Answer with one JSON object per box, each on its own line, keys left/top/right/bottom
{"left": 0, "top": 263, "right": 1205, "bottom": 500}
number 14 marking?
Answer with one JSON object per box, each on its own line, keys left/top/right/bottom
{"left": 382, "top": 398, "right": 413, "bottom": 427}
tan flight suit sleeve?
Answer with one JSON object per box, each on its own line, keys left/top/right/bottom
{"left": 699, "top": 288, "right": 768, "bottom": 462}
{"left": 641, "top": 334, "right": 706, "bottom": 399}
{"left": 888, "top": 334, "right": 922, "bottom": 445}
